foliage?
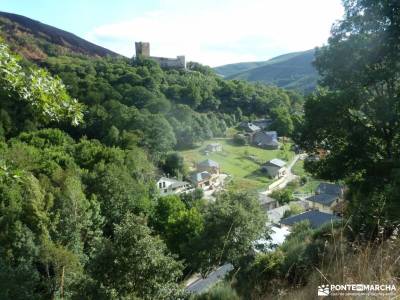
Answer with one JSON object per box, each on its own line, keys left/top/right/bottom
{"left": 88, "top": 213, "right": 185, "bottom": 300}
{"left": 222, "top": 50, "right": 318, "bottom": 93}
{"left": 40, "top": 54, "right": 300, "bottom": 154}
{"left": 191, "top": 282, "right": 240, "bottom": 300}
{"left": 283, "top": 203, "right": 304, "bottom": 218}
{"left": 296, "top": 0, "right": 400, "bottom": 237}
{"left": 232, "top": 133, "right": 247, "bottom": 146}
{"left": 0, "top": 41, "right": 84, "bottom": 134}
{"left": 161, "top": 152, "right": 186, "bottom": 177}
{"left": 193, "top": 192, "right": 267, "bottom": 274}
{"left": 270, "top": 189, "right": 293, "bottom": 205}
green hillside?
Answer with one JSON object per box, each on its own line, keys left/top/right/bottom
{"left": 214, "top": 61, "right": 268, "bottom": 77}
{"left": 215, "top": 50, "right": 319, "bottom": 93}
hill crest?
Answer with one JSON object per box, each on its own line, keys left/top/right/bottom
{"left": 0, "top": 11, "right": 119, "bottom": 60}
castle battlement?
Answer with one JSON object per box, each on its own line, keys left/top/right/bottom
{"left": 135, "top": 42, "right": 186, "bottom": 69}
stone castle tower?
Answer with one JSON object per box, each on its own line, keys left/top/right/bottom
{"left": 134, "top": 41, "right": 186, "bottom": 69}
{"left": 135, "top": 42, "right": 150, "bottom": 57}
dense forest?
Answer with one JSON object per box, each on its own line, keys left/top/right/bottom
{"left": 1, "top": 0, "right": 400, "bottom": 299}
{"left": 0, "top": 32, "right": 290, "bottom": 298}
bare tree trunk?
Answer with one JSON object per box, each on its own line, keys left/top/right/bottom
{"left": 60, "top": 266, "right": 65, "bottom": 300}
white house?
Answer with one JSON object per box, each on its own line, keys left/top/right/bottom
{"left": 261, "top": 158, "right": 287, "bottom": 179}
{"left": 157, "top": 177, "right": 193, "bottom": 196}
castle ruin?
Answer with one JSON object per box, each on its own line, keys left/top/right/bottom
{"left": 135, "top": 42, "right": 186, "bottom": 69}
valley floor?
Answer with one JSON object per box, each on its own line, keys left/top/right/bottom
{"left": 180, "top": 138, "right": 295, "bottom": 193}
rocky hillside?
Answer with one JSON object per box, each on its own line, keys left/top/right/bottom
{"left": 0, "top": 11, "right": 119, "bottom": 60}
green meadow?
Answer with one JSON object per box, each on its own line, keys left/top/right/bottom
{"left": 180, "top": 139, "right": 295, "bottom": 193}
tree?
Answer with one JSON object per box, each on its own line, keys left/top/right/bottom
{"left": 151, "top": 195, "right": 204, "bottom": 266}
{"left": 89, "top": 213, "right": 184, "bottom": 300}
{"left": 271, "top": 189, "right": 293, "bottom": 205}
{"left": 193, "top": 192, "right": 267, "bottom": 274}
{"left": 161, "top": 152, "right": 186, "bottom": 178}
{"left": 269, "top": 106, "right": 294, "bottom": 137}
{"left": 283, "top": 203, "right": 304, "bottom": 218}
{"left": 297, "top": 0, "right": 400, "bottom": 236}
{"left": 0, "top": 41, "right": 84, "bottom": 130}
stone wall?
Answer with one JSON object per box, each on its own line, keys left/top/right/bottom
{"left": 150, "top": 55, "right": 186, "bottom": 69}
{"left": 134, "top": 41, "right": 186, "bottom": 69}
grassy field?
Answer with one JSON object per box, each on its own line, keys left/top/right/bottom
{"left": 180, "top": 139, "right": 295, "bottom": 193}
{"left": 291, "top": 159, "right": 322, "bottom": 194}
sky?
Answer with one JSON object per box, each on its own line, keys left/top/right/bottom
{"left": 0, "top": 0, "right": 344, "bottom": 66}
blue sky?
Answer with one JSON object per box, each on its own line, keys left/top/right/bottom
{"left": 1, "top": 0, "right": 344, "bottom": 66}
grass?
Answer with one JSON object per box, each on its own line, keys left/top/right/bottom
{"left": 180, "top": 139, "right": 295, "bottom": 193}
{"left": 291, "top": 159, "right": 322, "bottom": 194}
{"left": 280, "top": 227, "right": 400, "bottom": 300}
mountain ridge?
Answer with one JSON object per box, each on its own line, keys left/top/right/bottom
{"left": 214, "top": 50, "right": 319, "bottom": 93}
{"left": 0, "top": 11, "right": 119, "bottom": 60}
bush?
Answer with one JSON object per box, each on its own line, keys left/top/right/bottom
{"left": 232, "top": 134, "right": 247, "bottom": 146}
{"left": 283, "top": 203, "right": 304, "bottom": 218}
{"left": 270, "top": 189, "right": 293, "bottom": 205}
{"left": 191, "top": 282, "right": 240, "bottom": 300}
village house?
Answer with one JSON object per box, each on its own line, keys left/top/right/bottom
{"left": 156, "top": 177, "right": 193, "bottom": 196}
{"left": 306, "top": 182, "right": 344, "bottom": 213}
{"left": 188, "top": 159, "right": 221, "bottom": 190}
{"left": 252, "top": 118, "right": 273, "bottom": 130}
{"left": 239, "top": 122, "right": 261, "bottom": 133}
{"left": 206, "top": 143, "right": 222, "bottom": 153}
{"left": 197, "top": 159, "right": 220, "bottom": 175}
{"left": 280, "top": 210, "right": 341, "bottom": 229}
{"left": 189, "top": 171, "right": 215, "bottom": 189}
{"left": 252, "top": 131, "right": 279, "bottom": 149}
{"left": 261, "top": 158, "right": 287, "bottom": 179}
{"left": 316, "top": 182, "right": 344, "bottom": 197}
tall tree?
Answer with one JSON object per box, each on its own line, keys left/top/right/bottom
{"left": 88, "top": 213, "right": 185, "bottom": 300}
{"left": 297, "top": 0, "right": 400, "bottom": 236}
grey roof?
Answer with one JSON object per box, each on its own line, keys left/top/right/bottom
{"left": 266, "top": 201, "right": 309, "bottom": 224}
{"left": 267, "top": 204, "right": 290, "bottom": 224}
{"left": 240, "top": 122, "right": 261, "bottom": 132}
{"left": 259, "top": 194, "right": 277, "bottom": 205}
{"left": 158, "top": 177, "right": 189, "bottom": 186}
{"left": 265, "top": 158, "right": 286, "bottom": 168}
{"left": 186, "top": 264, "right": 234, "bottom": 294}
{"left": 170, "top": 181, "right": 190, "bottom": 189}
{"left": 198, "top": 159, "right": 219, "bottom": 168}
{"left": 316, "top": 183, "right": 343, "bottom": 196}
{"left": 306, "top": 193, "right": 338, "bottom": 206}
{"left": 252, "top": 119, "right": 273, "bottom": 129}
{"left": 190, "top": 171, "right": 211, "bottom": 183}
{"left": 253, "top": 131, "right": 279, "bottom": 147}
{"left": 280, "top": 210, "right": 341, "bottom": 229}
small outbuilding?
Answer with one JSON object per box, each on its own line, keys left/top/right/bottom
{"left": 197, "top": 159, "right": 220, "bottom": 175}
{"left": 252, "top": 131, "right": 279, "bottom": 149}
{"left": 261, "top": 158, "right": 287, "bottom": 179}
{"left": 206, "top": 143, "right": 222, "bottom": 152}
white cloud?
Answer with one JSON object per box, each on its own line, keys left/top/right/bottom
{"left": 85, "top": 0, "right": 344, "bottom": 66}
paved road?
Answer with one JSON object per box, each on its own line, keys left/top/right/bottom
{"left": 186, "top": 264, "right": 234, "bottom": 294}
